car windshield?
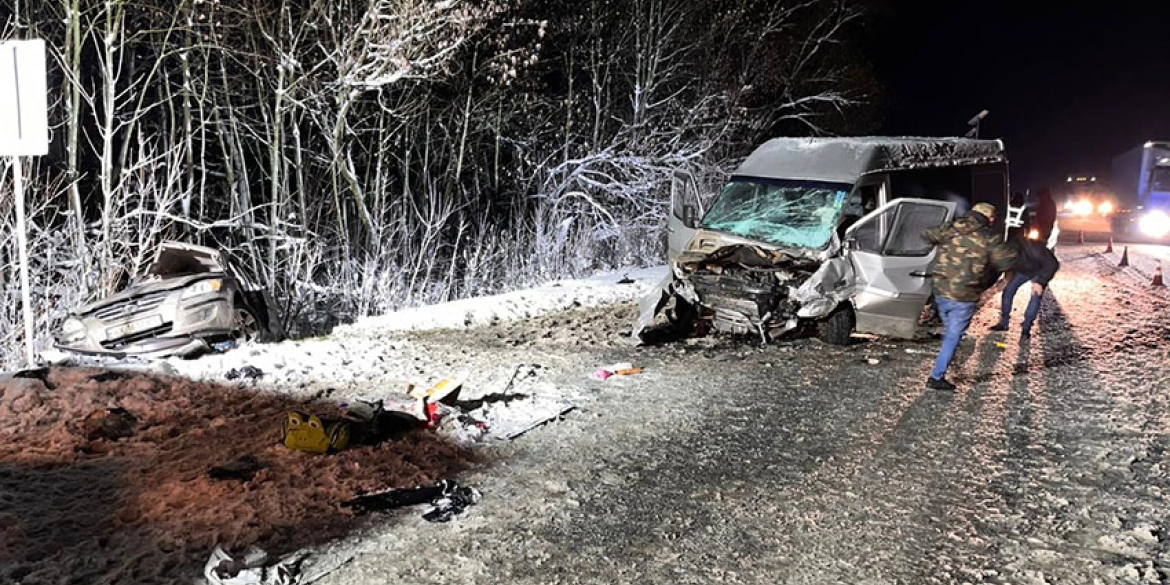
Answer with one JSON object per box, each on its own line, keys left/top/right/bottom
{"left": 699, "top": 177, "right": 850, "bottom": 249}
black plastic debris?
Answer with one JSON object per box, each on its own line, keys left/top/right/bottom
{"left": 342, "top": 399, "right": 425, "bottom": 446}
{"left": 14, "top": 367, "right": 55, "bottom": 390}
{"left": 617, "top": 276, "right": 635, "bottom": 285}
{"left": 209, "top": 455, "right": 265, "bottom": 482}
{"left": 226, "top": 366, "right": 264, "bottom": 381}
{"left": 89, "top": 370, "right": 131, "bottom": 383}
{"left": 422, "top": 484, "right": 482, "bottom": 523}
{"left": 341, "top": 479, "right": 481, "bottom": 522}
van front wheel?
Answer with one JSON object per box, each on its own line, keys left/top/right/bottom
{"left": 816, "top": 304, "right": 855, "bottom": 345}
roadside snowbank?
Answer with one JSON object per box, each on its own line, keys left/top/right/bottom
{"left": 335, "top": 266, "right": 667, "bottom": 335}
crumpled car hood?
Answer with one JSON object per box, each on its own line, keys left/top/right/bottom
{"left": 75, "top": 273, "right": 223, "bottom": 316}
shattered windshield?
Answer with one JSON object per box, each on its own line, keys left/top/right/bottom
{"left": 146, "top": 247, "right": 223, "bottom": 278}
{"left": 699, "top": 177, "right": 850, "bottom": 249}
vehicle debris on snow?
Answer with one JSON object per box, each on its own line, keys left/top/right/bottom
{"left": 590, "top": 362, "right": 643, "bottom": 380}
{"left": 341, "top": 479, "right": 482, "bottom": 523}
{"left": 53, "top": 242, "right": 283, "bottom": 359}
{"left": 203, "top": 545, "right": 305, "bottom": 585}
{"left": 636, "top": 137, "right": 1012, "bottom": 345}
{"left": 226, "top": 365, "right": 265, "bottom": 381}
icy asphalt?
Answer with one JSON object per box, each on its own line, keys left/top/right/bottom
{"left": 304, "top": 245, "right": 1169, "bottom": 585}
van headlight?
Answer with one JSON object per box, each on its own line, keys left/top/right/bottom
{"left": 181, "top": 279, "right": 223, "bottom": 300}
{"left": 59, "top": 318, "right": 87, "bottom": 343}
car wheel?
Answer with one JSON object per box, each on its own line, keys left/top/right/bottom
{"left": 234, "top": 308, "right": 260, "bottom": 342}
{"left": 816, "top": 303, "right": 855, "bottom": 345}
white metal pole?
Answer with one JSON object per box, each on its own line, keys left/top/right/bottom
{"left": 13, "top": 155, "right": 36, "bottom": 366}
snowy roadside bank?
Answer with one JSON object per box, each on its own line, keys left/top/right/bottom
{"left": 158, "top": 266, "right": 666, "bottom": 393}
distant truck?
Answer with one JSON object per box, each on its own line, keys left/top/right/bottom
{"left": 1112, "top": 141, "right": 1170, "bottom": 239}
{"left": 1050, "top": 173, "right": 1118, "bottom": 241}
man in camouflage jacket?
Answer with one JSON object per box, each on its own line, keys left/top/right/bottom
{"left": 921, "top": 202, "right": 1018, "bottom": 390}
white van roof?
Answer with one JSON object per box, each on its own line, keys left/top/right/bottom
{"left": 734, "top": 137, "right": 1006, "bottom": 184}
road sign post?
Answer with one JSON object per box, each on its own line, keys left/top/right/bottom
{"left": 0, "top": 39, "right": 50, "bottom": 367}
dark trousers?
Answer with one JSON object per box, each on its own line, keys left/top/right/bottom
{"left": 998, "top": 272, "right": 1043, "bottom": 332}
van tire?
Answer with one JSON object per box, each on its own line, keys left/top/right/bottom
{"left": 816, "top": 304, "right": 855, "bottom": 345}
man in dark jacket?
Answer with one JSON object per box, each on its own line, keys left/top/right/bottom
{"left": 922, "top": 202, "right": 1018, "bottom": 390}
{"left": 1033, "top": 187, "right": 1057, "bottom": 244}
{"left": 990, "top": 237, "right": 1060, "bottom": 338}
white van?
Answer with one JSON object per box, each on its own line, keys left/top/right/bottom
{"left": 636, "top": 137, "right": 1010, "bottom": 344}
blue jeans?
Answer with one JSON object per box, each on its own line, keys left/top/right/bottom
{"left": 931, "top": 294, "right": 977, "bottom": 380}
{"left": 998, "top": 272, "right": 1043, "bottom": 332}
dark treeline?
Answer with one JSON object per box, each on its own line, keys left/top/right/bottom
{"left": 0, "top": 0, "right": 875, "bottom": 366}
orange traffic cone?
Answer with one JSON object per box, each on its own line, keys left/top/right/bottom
{"left": 1119, "top": 246, "right": 1129, "bottom": 267}
{"left": 1105, "top": 235, "right": 1114, "bottom": 253}
{"left": 1154, "top": 262, "right": 1165, "bottom": 287}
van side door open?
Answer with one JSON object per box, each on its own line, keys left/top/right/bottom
{"left": 844, "top": 198, "right": 956, "bottom": 339}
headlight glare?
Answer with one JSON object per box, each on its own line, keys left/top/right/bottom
{"left": 1097, "top": 201, "right": 1114, "bottom": 215}
{"left": 181, "top": 279, "right": 223, "bottom": 300}
{"left": 1139, "top": 211, "right": 1170, "bottom": 238}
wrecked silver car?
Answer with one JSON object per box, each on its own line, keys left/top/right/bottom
{"left": 55, "top": 242, "right": 282, "bottom": 358}
{"left": 637, "top": 137, "right": 1009, "bottom": 344}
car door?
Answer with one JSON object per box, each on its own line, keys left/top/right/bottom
{"left": 844, "top": 198, "right": 956, "bottom": 339}
{"left": 667, "top": 170, "right": 703, "bottom": 259}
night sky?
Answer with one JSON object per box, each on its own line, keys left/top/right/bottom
{"left": 861, "top": 1, "right": 1170, "bottom": 193}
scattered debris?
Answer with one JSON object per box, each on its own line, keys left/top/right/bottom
{"left": 617, "top": 276, "right": 636, "bottom": 285}
{"left": 342, "top": 399, "right": 425, "bottom": 445}
{"left": 226, "top": 366, "right": 265, "bottom": 381}
{"left": 341, "top": 479, "right": 481, "bottom": 522}
{"left": 88, "top": 370, "right": 131, "bottom": 383}
{"left": 209, "top": 455, "right": 266, "bottom": 482}
{"left": 590, "top": 362, "right": 643, "bottom": 380}
{"left": 408, "top": 377, "right": 464, "bottom": 404}
{"left": 82, "top": 407, "right": 138, "bottom": 441}
{"left": 14, "top": 367, "right": 55, "bottom": 390}
{"left": 213, "top": 340, "right": 238, "bottom": 354}
{"left": 204, "top": 545, "right": 305, "bottom": 585}
{"left": 503, "top": 404, "right": 576, "bottom": 439}
{"left": 423, "top": 483, "right": 483, "bottom": 523}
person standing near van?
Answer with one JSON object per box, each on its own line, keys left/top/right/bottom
{"left": 990, "top": 235, "right": 1060, "bottom": 339}
{"left": 922, "top": 202, "right": 1018, "bottom": 390}
{"left": 1034, "top": 187, "right": 1058, "bottom": 246}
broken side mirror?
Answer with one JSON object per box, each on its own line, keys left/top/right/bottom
{"left": 843, "top": 236, "right": 858, "bottom": 250}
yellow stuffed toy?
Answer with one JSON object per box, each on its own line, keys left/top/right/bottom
{"left": 282, "top": 411, "right": 351, "bottom": 453}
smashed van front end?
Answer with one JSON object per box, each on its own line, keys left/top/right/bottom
{"left": 639, "top": 176, "right": 856, "bottom": 342}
